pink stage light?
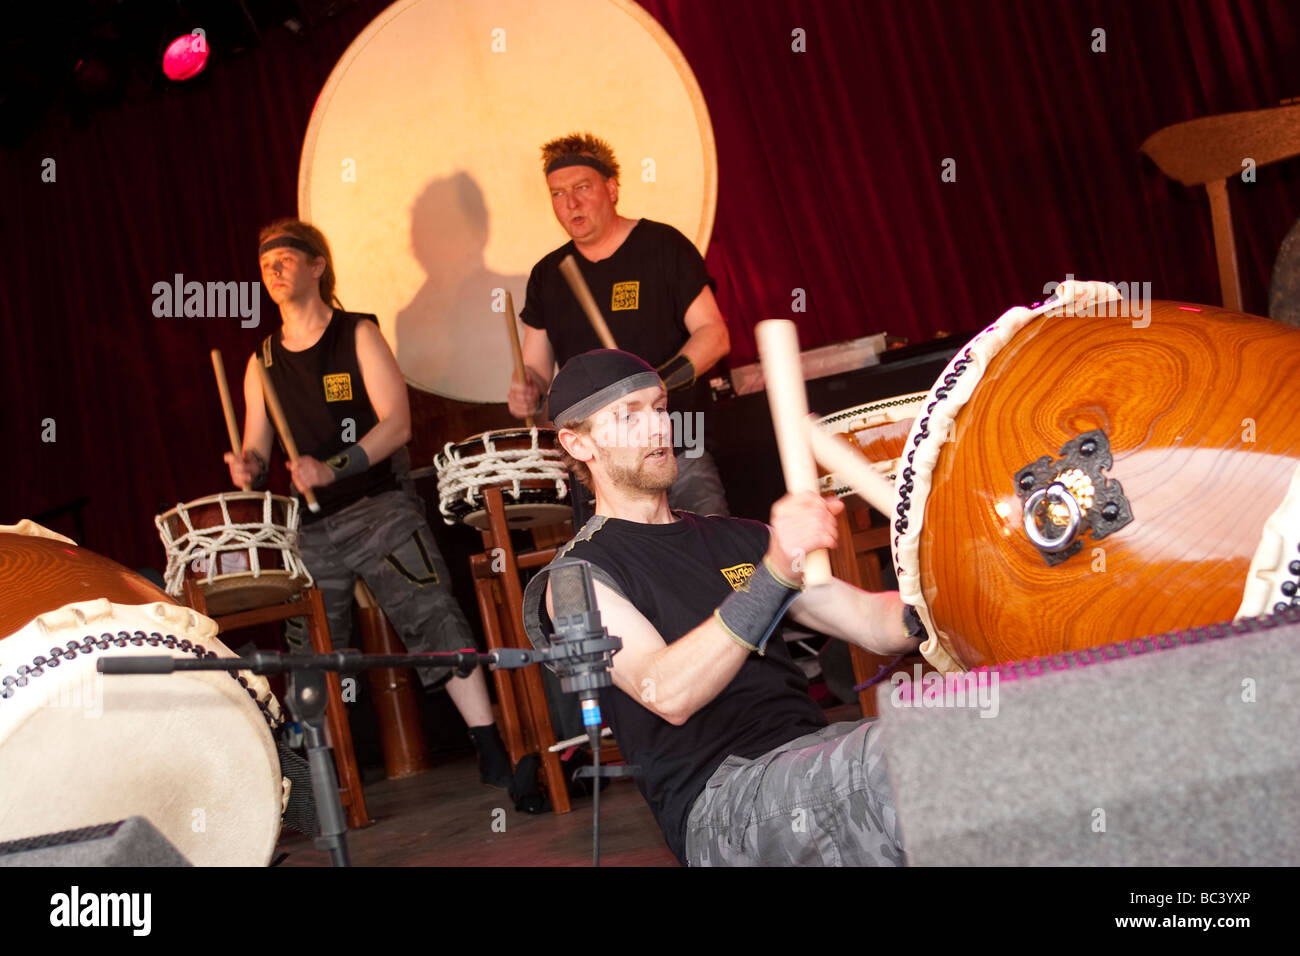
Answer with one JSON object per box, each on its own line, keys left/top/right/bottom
{"left": 162, "top": 33, "right": 210, "bottom": 82}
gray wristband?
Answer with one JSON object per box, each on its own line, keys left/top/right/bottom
{"left": 714, "top": 560, "right": 801, "bottom": 656}
{"left": 325, "top": 443, "right": 371, "bottom": 480}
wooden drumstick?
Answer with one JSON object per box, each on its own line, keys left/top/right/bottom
{"left": 254, "top": 362, "right": 321, "bottom": 514}
{"left": 559, "top": 254, "right": 619, "bottom": 349}
{"left": 807, "top": 426, "right": 897, "bottom": 517}
{"left": 211, "top": 349, "right": 250, "bottom": 492}
{"left": 755, "top": 319, "right": 832, "bottom": 586}
{"left": 503, "top": 291, "right": 535, "bottom": 427}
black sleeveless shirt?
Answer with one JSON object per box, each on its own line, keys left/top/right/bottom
{"left": 531, "top": 512, "right": 827, "bottom": 863}
{"left": 260, "top": 310, "right": 398, "bottom": 520}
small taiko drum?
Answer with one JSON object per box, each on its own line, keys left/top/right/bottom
{"left": 816, "top": 392, "right": 929, "bottom": 497}
{"left": 894, "top": 283, "right": 1300, "bottom": 673}
{"left": 0, "top": 522, "right": 286, "bottom": 866}
{"left": 434, "top": 427, "right": 571, "bottom": 530}
{"left": 156, "top": 492, "right": 312, "bottom": 616}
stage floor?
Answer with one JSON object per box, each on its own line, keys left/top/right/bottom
{"left": 272, "top": 752, "right": 678, "bottom": 867}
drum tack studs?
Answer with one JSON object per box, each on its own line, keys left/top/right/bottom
{"left": 1101, "top": 502, "right": 1120, "bottom": 521}
{"left": 1282, "top": 581, "right": 1298, "bottom": 597}
{"left": 1079, "top": 438, "right": 1098, "bottom": 457}
{"left": 1018, "top": 474, "right": 1036, "bottom": 491}
{"left": 1289, "top": 560, "right": 1300, "bottom": 575}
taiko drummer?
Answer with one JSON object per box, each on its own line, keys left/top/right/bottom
{"left": 223, "top": 219, "right": 513, "bottom": 789}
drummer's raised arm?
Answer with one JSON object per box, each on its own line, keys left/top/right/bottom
{"left": 224, "top": 353, "right": 273, "bottom": 489}
{"left": 353, "top": 318, "right": 413, "bottom": 464}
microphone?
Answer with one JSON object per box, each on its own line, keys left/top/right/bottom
{"left": 548, "top": 558, "right": 618, "bottom": 734}
{"left": 548, "top": 558, "right": 622, "bottom": 867}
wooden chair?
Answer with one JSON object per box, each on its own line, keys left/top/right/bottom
{"left": 1142, "top": 102, "right": 1300, "bottom": 311}
{"left": 180, "top": 579, "right": 371, "bottom": 829}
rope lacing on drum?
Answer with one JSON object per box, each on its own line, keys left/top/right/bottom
{"left": 894, "top": 347, "right": 974, "bottom": 575}
{"left": 0, "top": 630, "right": 281, "bottom": 730}
{"left": 433, "top": 428, "right": 569, "bottom": 523}
{"left": 154, "top": 492, "right": 313, "bottom": 597}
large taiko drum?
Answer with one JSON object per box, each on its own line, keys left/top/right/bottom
{"left": 433, "top": 428, "right": 572, "bottom": 530}
{"left": 155, "top": 492, "right": 312, "bottom": 615}
{"left": 895, "top": 282, "right": 1300, "bottom": 672}
{"left": 0, "top": 522, "right": 286, "bottom": 865}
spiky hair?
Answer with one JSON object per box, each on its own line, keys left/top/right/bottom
{"left": 540, "top": 132, "right": 620, "bottom": 182}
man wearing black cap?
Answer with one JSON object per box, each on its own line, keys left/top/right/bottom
{"left": 522, "top": 349, "right": 925, "bottom": 866}
{"left": 225, "top": 218, "right": 513, "bottom": 790}
{"left": 507, "top": 132, "right": 731, "bottom": 517}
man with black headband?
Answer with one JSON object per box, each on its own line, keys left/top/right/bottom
{"left": 521, "top": 349, "right": 925, "bottom": 866}
{"left": 507, "top": 132, "right": 732, "bottom": 518}
{"left": 225, "top": 218, "right": 513, "bottom": 790}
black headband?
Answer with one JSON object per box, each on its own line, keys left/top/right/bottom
{"left": 545, "top": 154, "right": 614, "bottom": 178}
{"left": 258, "top": 236, "right": 318, "bottom": 258}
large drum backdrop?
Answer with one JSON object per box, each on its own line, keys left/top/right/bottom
{"left": 893, "top": 285, "right": 1300, "bottom": 673}
{"left": 299, "top": 0, "right": 717, "bottom": 403}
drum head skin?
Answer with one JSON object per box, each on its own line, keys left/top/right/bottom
{"left": 0, "top": 527, "right": 283, "bottom": 866}
{"left": 299, "top": 0, "right": 716, "bottom": 402}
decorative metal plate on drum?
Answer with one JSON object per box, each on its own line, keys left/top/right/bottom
{"left": 299, "top": 0, "right": 717, "bottom": 402}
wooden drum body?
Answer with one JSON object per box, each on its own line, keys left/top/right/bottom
{"left": 895, "top": 287, "right": 1300, "bottom": 672}
{"left": 156, "top": 492, "right": 312, "bottom": 616}
{"left": 434, "top": 428, "right": 572, "bottom": 530}
{"left": 0, "top": 522, "right": 286, "bottom": 866}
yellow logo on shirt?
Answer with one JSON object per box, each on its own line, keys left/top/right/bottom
{"left": 720, "top": 563, "right": 756, "bottom": 591}
{"left": 323, "top": 373, "right": 353, "bottom": 402}
{"left": 611, "top": 281, "right": 640, "bottom": 311}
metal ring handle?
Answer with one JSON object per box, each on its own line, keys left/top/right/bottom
{"left": 1023, "top": 482, "right": 1082, "bottom": 552}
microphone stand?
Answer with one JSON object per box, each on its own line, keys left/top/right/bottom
{"left": 99, "top": 645, "right": 586, "bottom": 867}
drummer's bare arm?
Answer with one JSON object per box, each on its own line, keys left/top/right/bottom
{"left": 508, "top": 325, "right": 556, "bottom": 420}
{"left": 768, "top": 491, "right": 914, "bottom": 655}
{"left": 677, "top": 287, "right": 730, "bottom": 377}
{"left": 224, "top": 354, "right": 274, "bottom": 489}
{"left": 545, "top": 578, "right": 750, "bottom": 726}
{"left": 352, "top": 318, "right": 413, "bottom": 465}
{"left": 789, "top": 581, "right": 915, "bottom": 656}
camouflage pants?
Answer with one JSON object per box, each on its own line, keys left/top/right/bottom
{"left": 286, "top": 487, "right": 474, "bottom": 689}
{"left": 685, "top": 720, "right": 905, "bottom": 866}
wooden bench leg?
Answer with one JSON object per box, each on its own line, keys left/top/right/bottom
{"left": 474, "top": 576, "right": 530, "bottom": 766}
{"left": 483, "top": 487, "right": 571, "bottom": 814}
{"left": 303, "top": 586, "right": 371, "bottom": 829}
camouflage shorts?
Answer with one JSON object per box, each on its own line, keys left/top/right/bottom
{"left": 685, "top": 720, "right": 905, "bottom": 866}
{"left": 286, "top": 488, "right": 474, "bottom": 689}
